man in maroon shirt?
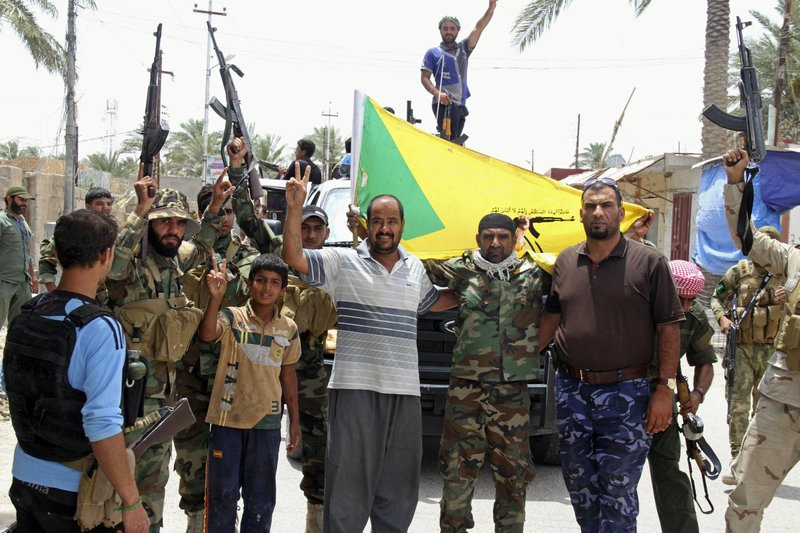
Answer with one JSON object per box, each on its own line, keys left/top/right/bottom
{"left": 540, "top": 177, "right": 684, "bottom": 533}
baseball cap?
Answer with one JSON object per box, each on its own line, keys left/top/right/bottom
{"left": 5, "top": 186, "right": 34, "bottom": 200}
{"left": 301, "top": 205, "right": 329, "bottom": 225}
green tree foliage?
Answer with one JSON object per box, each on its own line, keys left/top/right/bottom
{"left": 733, "top": 1, "right": 800, "bottom": 143}
{"left": 0, "top": 139, "right": 41, "bottom": 159}
{"left": 161, "top": 119, "right": 221, "bottom": 177}
{"left": 251, "top": 132, "right": 287, "bottom": 167}
{"left": 576, "top": 142, "right": 607, "bottom": 169}
{"left": 0, "top": 0, "right": 65, "bottom": 76}
{"left": 82, "top": 150, "right": 137, "bottom": 178}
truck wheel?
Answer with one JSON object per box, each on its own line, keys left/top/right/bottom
{"left": 531, "top": 433, "right": 560, "bottom": 466}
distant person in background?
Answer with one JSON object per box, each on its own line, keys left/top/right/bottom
{"left": 0, "top": 185, "right": 38, "bottom": 327}
{"left": 281, "top": 139, "right": 322, "bottom": 185}
{"left": 39, "top": 187, "right": 115, "bottom": 293}
{"left": 420, "top": 0, "right": 497, "bottom": 143}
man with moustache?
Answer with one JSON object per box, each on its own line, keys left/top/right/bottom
{"left": 283, "top": 166, "right": 456, "bottom": 533}
{"left": 540, "top": 177, "right": 684, "bottom": 532}
{"left": 420, "top": 0, "right": 497, "bottom": 142}
{"left": 425, "top": 213, "right": 543, "bottom": 533}
{"left": 39, "top": 187, "right": 116, "bottom": 295}
{"left": 104, "top": 171, "right": 231, "bottom": 532}
{"left": 0, "top": 186, "right": 39, "bottom": 327}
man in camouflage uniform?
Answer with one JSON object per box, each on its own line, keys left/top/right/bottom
{"left": 105, "top": 171, "right": 230, "bottom": 532}
{"left": 648, "top": 260, "right": 716, "bottom": 533}
{"left": 172, "top": 183, "right": 258, "bottom": 532}
{"left": 425, "top": 213, "right": 541, "bottom": 533}
{"left": 710, "top": 225, "right": 786, "bottom": 484}
{"left": 721, "top": 148, "right": 800, "bottom": 532}
{"left": 227, "top": 137, "right": 338, "bottom": 533}
{"left": 39, "top": 187, "right": 115, "bottom": 298}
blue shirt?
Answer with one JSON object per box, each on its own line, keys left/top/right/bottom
{"left": 11, "top": 292, "right": 126, "bottom": 492}
{"left": 421, "top": 39, "right": 474, "bottom": 106}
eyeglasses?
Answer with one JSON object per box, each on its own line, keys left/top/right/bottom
{"left": 584, "top": 177, "right": 619, "bottom": 189}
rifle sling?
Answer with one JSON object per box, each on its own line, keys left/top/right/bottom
{"left": 737, "top": 165, "right": 758, "bottom": 255}
{"left": 736, "top": 270, "right": 773, "bottom": 327}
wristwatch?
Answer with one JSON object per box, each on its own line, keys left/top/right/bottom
{"left": 654, "top": 377, "right": 677, "bottom": 391}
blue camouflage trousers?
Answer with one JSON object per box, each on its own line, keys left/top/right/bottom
{"left": 555, "top": 373, "right": 652, "bottom": 533}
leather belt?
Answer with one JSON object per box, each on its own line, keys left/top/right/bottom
{"left": 556, "top": 362, "right": 648, "bottom": 385}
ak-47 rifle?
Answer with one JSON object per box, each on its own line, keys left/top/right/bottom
{"left": 724, "top": 272, "right": 773, "bottom": 423}
{"left": 128, "top": 397, "right": 196, "bottom": 459}
{"left": 139, "top": 23, "right": 169, "bottom": 198}
{"left": 517, "top": 215, "right": 576, "bottom": 253}
{"left": 676, "top": 366, "right": 721, "bottom": 514}
{"left": 206, "top": 22, "right": 262, "bottom": 207}
{"left": 703, "top": 17, "right": 766, "bottom": 164}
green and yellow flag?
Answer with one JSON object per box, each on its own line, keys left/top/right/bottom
{"left": 350, "top": 92, "right": 648, "bottom": 265}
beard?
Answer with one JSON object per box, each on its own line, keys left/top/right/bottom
{"left": 148, "top": 225, "right": 181, "bottom": 258}
{"left": 370, "top": 232, "right": 399, "bottom": 255}
{"left": 9, "top": 200, "right": 25, "bottom": 215}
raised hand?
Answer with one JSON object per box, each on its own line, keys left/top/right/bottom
{"left": 206, "top": 256, "right": 229, "bottom": 300}
{"left": 286, "top": 161, "right": 312, "bottom": 209}
{"left": 227, "top": 136, "right": 248, "bottom": 168}
{"left": 133, "top": 164, "right": 158, "bottom": 217}
{"left": 209, "top": 168, "right": 234, "bottom": 214}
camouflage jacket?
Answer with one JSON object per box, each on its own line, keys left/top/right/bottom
{"left": 425, "top": 251, "right": 545, "bottom": 382}
{"left": 105, "top": 209, "right": 223, "bottom": 307}
{"left": 280, "top": 273, "right": 338, "bottom": 372}
{"left": 229, "top": 166, "right": 282, "bottom": 254}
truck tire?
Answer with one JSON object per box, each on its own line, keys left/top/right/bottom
{"left": 531, "top": 433, "right": 560, "bottom": 466}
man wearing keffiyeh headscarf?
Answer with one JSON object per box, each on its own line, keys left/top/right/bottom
{"left": 424, "top": 212, "right": 546, "bottom": 533}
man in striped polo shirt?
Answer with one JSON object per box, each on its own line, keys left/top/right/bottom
{"left": 283, "top": 164, "right": 455, "bottom": 532}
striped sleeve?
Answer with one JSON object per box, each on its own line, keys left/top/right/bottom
{"left": 301, "top": 248, "right": 340, "bottom": 288}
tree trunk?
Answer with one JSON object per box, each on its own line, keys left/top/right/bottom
{"left": 700, "top": 0, "right": 732, "bottom": 160}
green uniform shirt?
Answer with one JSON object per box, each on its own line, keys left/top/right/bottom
{"left": 38, "top": 237, "right": 58, "bottom": 284}
{"left": 0, "top": 210, "right": 33, "bottom": 283}
{"left": 229, "top": 166, "right": 282, "bottom": 255}
{"left": 426, "top": 252, "right": 544, "bottom": 382}
{"left": 680, "top": 300, "right": 718, "bottom": 366}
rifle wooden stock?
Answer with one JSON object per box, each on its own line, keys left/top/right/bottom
{"left": 128, "top": 398, "right": 195, "bottom": 459}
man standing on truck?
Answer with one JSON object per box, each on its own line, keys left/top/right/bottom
{"left": 425, "top": 213, "right": 543, "bottom": 533}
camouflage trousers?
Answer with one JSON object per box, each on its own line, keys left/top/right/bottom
{"left": 438, "top": 378, "right": 535, "bottom": 533}
{"left": 647, "top": 399, "right": 698, "bottom": 533}
{"left": 726, "top": 343, "right": 772, "bottom": 457}
{"left": 125, "top": 397, "right": 173, "bottom": 533}
{"left": 173, "top": 360, "right": 211, "bottom": 514}
{"left": 297, "top": 360, "right": 329, "bottom": 505}
{"left": 725, "top": 395, "right": 800, "bottom": 532}
{"left": 555, "top": 373, "right": 652, "bottom": 533}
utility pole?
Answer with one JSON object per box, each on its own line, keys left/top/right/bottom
{"left": 773, "top": 0, "right": 793, "bottom": 146}
{"left": 105, "top": 100, "right": 118, "bottom": 157}
{"left": 64, "top": 0, "right": 77, "bottom": 214}
{"left": 194, "top": 2, "right": 226, "bottom": 183}
{"left": 321, "top": 102, "right": 338, "bottom": 180}
{"left": 574, "top": 113, "right": 581, "bottom": 168}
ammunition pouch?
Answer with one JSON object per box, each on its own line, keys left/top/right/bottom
{"left": 281, "top": 276, "right": 337, "bottom": 337}
{"left": 73, "top": 449, "right": 136, "bottom": 531}
{"left": 774, "top": 275, "right": 800, "bottom": 371}
{"left": 115, "top": 296, "right": 203, "bottom": 362}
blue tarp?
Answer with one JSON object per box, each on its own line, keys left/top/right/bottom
{"left": 759, "top": 150, "right": 800, "bottom": 212}
{"left": 693, "top": 163, "right": 782, "bottom": 276}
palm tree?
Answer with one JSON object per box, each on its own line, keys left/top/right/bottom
{"left": 576, "top": 142, "right": 607, "bottom": 169}
{"left": 161, "top": 119, "right": 222, "bottom": 177}
{"left": 251, "top": 133, "right": 287, "bottom": 167}
{"left": 0, "top": 0, "right": 67, "bottom": 76}
{"left": 307, "top": 126, "right": 345, "bottom": 178}
{"left": 82, "top": 150, "right": 137, "bottom": 178}
{"left": 744, "top": 1, "right": 800, "bottom": 143}
{"left": 512, "top": 0, "right": 731, "bottom": 159}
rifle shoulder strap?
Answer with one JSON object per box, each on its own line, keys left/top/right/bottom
{"left": 737, "top": 271, "right": 773, "bottom": 326}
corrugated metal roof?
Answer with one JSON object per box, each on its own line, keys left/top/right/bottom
{"left": 561, "top": 155, "right": 665, "bottom": 186}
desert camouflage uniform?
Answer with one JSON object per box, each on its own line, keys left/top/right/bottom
{"left": 39, "top": 236, "right": 110, "bottom": 305}
{"left": 648, "top": 300, "right": 717, "bottom": 533}
{"left": 173, "top": 230, "right": 258, "bottom": 516}
{"left": 711, "top": 259, "right": 785, "bottom": 456}
{"left": 105, "top": 190, "right": 222, "bottom": 532}
{"left": 426, "top": 251, "right": 542, "bottom": 533}
{"left": 721, "top": 186, "right": 800, "bottom": 531}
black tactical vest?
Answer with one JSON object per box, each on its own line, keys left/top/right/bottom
{"left": 3, "top": 293, "right": 121, "bottom": 462}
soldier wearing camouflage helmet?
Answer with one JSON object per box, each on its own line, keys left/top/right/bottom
{"left": 172, "top": 183, "right": 259, "bottom": 532}
{"left": 721, "top": 148, "right": 800, "bottom": 531}
{"left": 710, "top": 224, "right": 786, "bottom": 485}
{"left": 424, "top": 212, "right": 543, "bottom": 533}
{"left": 105, "top": 170, "right": 231, "bottom": 532}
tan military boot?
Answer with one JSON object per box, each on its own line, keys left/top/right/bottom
{"left": 305, "top": 502, "right": 323, "bottom": 533}
{"left": 186, "top": 510, "right": 205, "bottom": 533}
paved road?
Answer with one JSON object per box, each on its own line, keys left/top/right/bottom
{"left": 1, "top": 323, "right": 799, "bottom": 531}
